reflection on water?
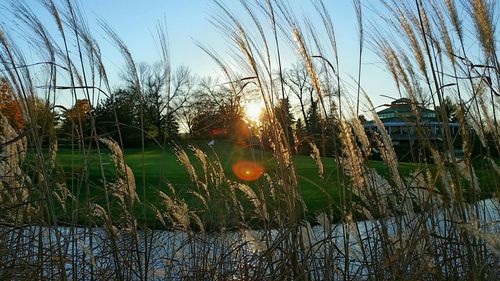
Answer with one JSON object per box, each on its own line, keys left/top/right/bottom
{"left": 1, "top": 199, "right": 498, "bottom": 280}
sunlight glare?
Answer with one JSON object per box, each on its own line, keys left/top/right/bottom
{"left": 232, "top": 160, "right": 264, "bottom": 181}
{"left": 245, "top": 101, "right": 264, "bottom": 122}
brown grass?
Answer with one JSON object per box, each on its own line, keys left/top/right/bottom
{"left": 0, "top": 0, "right": 498, "bottom": 279}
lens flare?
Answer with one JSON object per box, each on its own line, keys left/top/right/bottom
{"left": 232, "top": 160, "right": 264, "bottom": 181}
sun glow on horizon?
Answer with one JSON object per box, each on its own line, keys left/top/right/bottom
{"left": 245, "top": 101, "right": 264, "bottom": 122}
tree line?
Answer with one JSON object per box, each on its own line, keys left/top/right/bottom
{"left": 4, "top": 61, "right": 491, "bottom": 157}
{"left": 0, "top": 60, "right": 367, "bottom": 157}
{"left": 49, "top": 61, "right": 340, "bottom": 154}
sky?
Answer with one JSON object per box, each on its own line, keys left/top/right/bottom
{"left": 1, "top": 0, "right": 397, "bottom": 112}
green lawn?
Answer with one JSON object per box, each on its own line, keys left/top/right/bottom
{"left": 53, "top": 140, "right": 497, "bottom": 227}
{"left": 54, "top": 140, "right": 344, "bottom": 226}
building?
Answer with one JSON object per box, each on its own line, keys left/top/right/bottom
{"left": 364, "top": 98, "right": 461, "bottom": 159}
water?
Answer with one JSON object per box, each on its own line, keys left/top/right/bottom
{"left": 1, "top": 199, "right": 498, "bottom": 280}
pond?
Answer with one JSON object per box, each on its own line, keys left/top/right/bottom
{"left": 1, "top": 199, "right": 498, "bottom": 280}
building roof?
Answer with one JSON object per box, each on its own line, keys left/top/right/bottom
{"left": 371, "top": 98, "right": 438, "bottom": 123}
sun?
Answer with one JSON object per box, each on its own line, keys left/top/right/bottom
{"left": 245, "top": 101, "right": 264, "bottom": 122}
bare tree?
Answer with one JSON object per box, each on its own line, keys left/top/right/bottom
{"left": 179, "top": 76, "right": 246, "bottom": 138}
{"left": 120, "top": 62, "right": 194, "bottom": 143}
{"left": 283, "top": 63, "right": 313, "bottom": 131}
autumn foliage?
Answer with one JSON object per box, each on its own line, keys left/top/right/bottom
{"left": 0, "top": 78, "right": 25, "bottom": 130}
{"left": 64, "top": 99, "right": 92, "bottom": 122}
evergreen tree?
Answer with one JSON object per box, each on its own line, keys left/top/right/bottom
{"left": 59, "top": 99, "right": 93, "bottom": 144}
{"left": 95, "top": 89, "right": 142, "bottom": 147}
{"left": 275, "top": 98, "right": 295, "bottom": 145}
{"left": 307, "top": 99, "right": 321, "bottom": 137}
{"left": 294, "top": 118, "right": 307, "bottom": 154}
{"left": 165, "top": 112, "right": 179, "bottom": 140}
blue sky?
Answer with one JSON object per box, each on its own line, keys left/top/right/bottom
{"left": 2, "top": 0, "right": 396, "bottom": 111}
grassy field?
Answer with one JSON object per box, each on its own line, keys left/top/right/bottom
{"left": 53, "top": 139, "right": 496, "bottom": 228}
{"left": 56, "top": 140, "right": 340, "bottom": 226}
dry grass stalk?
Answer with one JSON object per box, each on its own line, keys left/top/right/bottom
{"left": 308, "top": 141, "right": 324, "bottom": 179}
{"left": 407, "top": 171, "right": 443, "bottom": 208}
{"left": 158, "top": 191, "right": 190, "bottom": 230}
{"left": 175, "top": 146, "right": 198, "bottom": 183}
{"left": 234, "top": 182, "right": 268, "bottom": 221}
{"left": 0, "top": 112, "right": 30, "bottom": 221}
{"left": 338, "top": 120, "right": 366, "bottom": 193}
{"left": 470, "top": 0, "right": 496, "bottom": 59}
{"left": 445, "top": 0, "right": 463, "bottom": 39}
{"left": 432, "top": 1, "right": 456, "bottom": 65}
{"left": 99, "top": 138, "right": 138, "bottom": 203}
{"left": 0, "top": 0, "right": 497, "bottom": 279}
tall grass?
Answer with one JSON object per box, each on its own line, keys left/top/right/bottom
{"left": 0, "top": 0, "right": 498, "bottom": 280}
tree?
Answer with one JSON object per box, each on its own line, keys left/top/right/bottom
{"left": 25, "top": 96, "right": 58, "bottom": 145}
{"left": 143, "top": 64, "right": 192, "bottom": 143}
{"left": 260, "top": 98, "right": 295, "bottom": 149}
{"left": 95, "top": 88, "right": 142, "bottom": 147}
{"left": 190, "top": 110, "right": 224, "bottom": 138}
{"left": 60, "top": 99, "right": 92, "bottom": 141}
{"left": 164, "top": 111, "right": 179, "bottom": 140}
{"left": 307, "top": 99, "right": 321, "bottom": 137}
{"left": 122, "top": 62, "right": 193, "bottom": 144}
{"left": 179, "top": 78, "right": 220, "bottom": 138}
{"left": 0, "top": 78, "right": 25, "bottom": 130}
{"left": 95, "top": 63, "right": 193, "bottom": 147}
{"left": 184, "top": 77, "right": 244, "bottom": 139}
{"left": 275, "top": 98, "right": 295, "bottom": 144}
{"left": 1, "top": 78, "right": 59, "bottom": 145}
{"left": 435, "top": 96, "right": 460, "bottom": 123}
{"left": 294, "top": 118, "right": 307, "bottom": 153}
{"left": 284, "top": 63, "right": 313, "bottom": 131}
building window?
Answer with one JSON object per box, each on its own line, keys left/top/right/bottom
{"left": 380, "top": 112, "right": 396, "bottom": 119}
{"left": 398, "top": 112, "right": 412, "bottom": 118}
{"left": 422, "top": 112, "right": 436, "bottom": 118}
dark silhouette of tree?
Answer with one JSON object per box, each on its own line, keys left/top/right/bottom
{"left": 306, "top": 99, "right": 321, "bottom": 137}
{"left": 275, "top": 98, "right": 295, "bottom": 144}
{"left": 184, "top": 77, "right": 245, "bottom": 140}
{"left": 121, "top": 62, "right": 192, "bottom": 145}
{"left": 294, "top": 118, "right": 307, "bottom": 153}
{"left": 284, "top": 63, "right": 312, "bottom": 131}
{"left": 435, "top": 96, "right": 460, "bottom": 122}
{"left": 260, "top": 98, "right": 295, "bottom": 149}
{"left": 164, "top": 110, "right": 179, "bottom": 140}
{"left": 26, "top": 96, "right": 58, "bottom": 146}
{"left": 95, "top": 89, "right": 142, "bottom": 147}
{"left": 358, "top": 115, "right": 368, "bottom": 123}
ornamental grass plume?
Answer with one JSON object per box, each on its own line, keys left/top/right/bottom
{"left": 470, "top": 0, "right": 496, "bottom": 59}
{"left": 99, "top": 138, "right": 138, "bottom": 203}
{"left": 175, "top": 146, "right": 198, "bottom": 183}
{"left": 158, "top": 191, "right": 190, "bottom": 230}
{"left": 406, "top": 170, "right": 443, "bottom": 208}
{"left": 0, "top": 112, "right": 30, "bottom": 220}
{"left": 309, "top": 141, "right": 324, "bottom": 179}
{"left": 0, "top": 0, "right": 497, "bottom": 279}
{"left": 234, "top": 182, "right": 269, "bottom": 221}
